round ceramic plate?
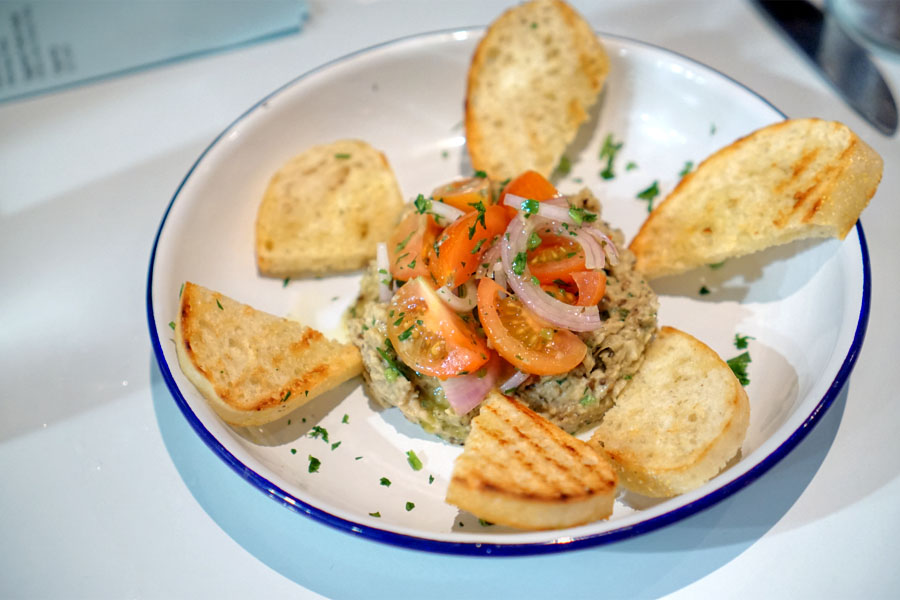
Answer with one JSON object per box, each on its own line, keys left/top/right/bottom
{"left": 147, "top": 30, "right": 870, "bottom": 555}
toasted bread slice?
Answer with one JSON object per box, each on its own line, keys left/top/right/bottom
{"left": 174, "top": 282, "right": 362, "bottom": 427}
{"left": 446, "top": 390, "right": 617, "bottom": 530}
{"left": 589, "top": 327, "right": 750, "bottom": 497}
{"left": 629, "top": 118, "right": 883, "bottom": 278}
{"left": 255, "top": 139, "right": 404, "bottom": 277}
{"left": 465, "top": 0, "right": 609, "bottom": 181}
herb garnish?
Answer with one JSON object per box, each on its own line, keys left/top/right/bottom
{"left": 679, "top": 161, "right": 694, "bottom": 177}
{"left": 527, "top": 232, "right": 542, "bottom": 250}
{"left": 308, "top": 426, "right": 329, "bottom": 442}
{"left": 331, "top": 441, "right": 341, "bottom": 451}
{"left": 406, "top": 450, "right": 423, "bottom": 471}
{"left": 734, "top": 333, "right": 755, "bottom": 350}
{"left": 636, "top": 180, "right": 660, "bottom": 212}
{"left": 308, "top": 455, "right": 321, "bottom": 473}
{"left": 281, "top": 390, "right": 292, "bottom": 403}
{"left": 215, "top": 299, "right": 223, "bottom": 310}
{"left": 342, "top": 414, "right": 349, "bottom": 424}
{"left": 599, "top": 133, "right": 624, "bottom": 179}
{"left": 708, "top": 260, "right": 726, "bottom": 270}
{"left": 369, "top": 511, "right": 381, "bottom": 518}
{"left": 282, "top": 277, "right": 290, "bottom": 287}
{"left": 555, "top": 155, "right": 572, "bottom": 175}
{"left": 334, "top": 153, "right": 351, "bottom": 159}
{"left": 567, "top": 206, "right": 597, "bottom": 225}
{"left": 168, "top": 321, "right": 175, "bottom": 330}
{"left": 414, "top": 194, "right": 431, "bottom": 214}
{"left": 512, "top": 252, "right": 527, "bottom": 276}
{"left": 380, "top": 477, "right": 391, "bottom": 487}
{"left": 405, "top": 502, "right": 415, "bottom": 511}
{"left": 520, "top": 198, "right": 539, "bottom": 218}
{"left": 726, "top": 352, "right": 751, "bottom": 386}
{"left": 474, "top": 170, "right": 488, "bottom": 178}
{"left": 699, "top": 285, "right": 710, "bottom": 295}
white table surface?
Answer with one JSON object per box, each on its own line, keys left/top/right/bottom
{"left": 2, "top": 0, "right": 899, "bottom": 598}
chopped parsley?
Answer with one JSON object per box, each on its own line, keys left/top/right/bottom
{"left": 599, "top": 133, "right": 624, "bottom": 179}
{"left": 281, "top": 390, "right": 292, "bottom": 403}
{"left": 282, "top": 277, "right": 290, "bottom": 287}
{"left": 397, "top": 325, "right": 414, "bottom": 341}
{"left": 555, "top": 155, "right": 572, "bottom": 175}
{"left": 679, "top": 161, "right": 694, "bottom": 177}
{"left": 308, "top": 426, "right": 329, "bottom": 442}
{"left": 520, "top": 198, "right": 540, "bottom": 217}
{"left": 567, "top": 206, "right": 598, "bottom": 225}
{"left": 308, "top": 455, "right": 321, "bottom": 473}
{"left": 377, "top": 340, "right": 406, "bottom": 381}
{"left": 290, "top": 448, "right": 297, "bottom": 455}
{"left": 579, "top": 392, "right": 596, "bottom": 406}
{"left": 428, "top": 474, "right": 435, "bottom": 484}
{"left": 512, "top": 251, "right": 527, "bottom": 276}
{"left": 215, "top": 299, "right": 223, "bottom": 310}
{"left": 168, "top": 321, "right": 175, "bottom": 330}
{"left": 405, "top": 502, "right": 415, "bottom": 511}
{"left": 734, "top": 333, "right": 755, "bottom": 350}
{"left": 331, "top": 441, "right": 341, "bottom": 451}
{"left": 179, "top": 283, "right": 184, "bottom": 298}
{"left": 625, "top": 161, "right": 638, "bottom": 171}
{"left": 334, "top": 153, "right": 351, "bottom": 159}
{"left": 708, "top": 260, "right": 726, "bottom": 270}
{"left": 479, "top": 519, "right": 494, "bottom": 527}
{"left": 406, "top": 450, "right": 423, "bottom": 471}
{"left": 726, "top": 352, "right": 751, "bottom": 386}
{"left": 467, "top": 201, "right": 487, "bottom": 238}
{"left": 342, "top": 414, "right": 349, "bottom": 424}
{"left": 699, "top": 285, "right": 710, "bottom": 295}
{"left": 471, "top": 238, "right": 486, "bottom": 254}
{"left": 636, "top": 180, "right": 660, "bottom": 212}
{"left": 380, "top": 477, "right": 392, "bottom": 487}
{"left": 474, "top": 170, "right": 488, "bottom": 178}
{"left": 395, "top": 228, "right": 416, "bottom": 252}
{"left": 710, "top": 122, "right": 717, "bottom": 135}
{"left": 369, "top": 511, "right": 381, "bottom": 518}
{"left": 414, "top": 193, "right": 431, "bottom": 214}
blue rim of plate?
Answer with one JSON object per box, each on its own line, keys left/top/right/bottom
{"left": 145, "top": 28, "right": 872, "bottom": 556}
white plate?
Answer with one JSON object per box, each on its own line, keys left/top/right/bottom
{"left": 147, "top": 30, "right": 870, "bottom": 554}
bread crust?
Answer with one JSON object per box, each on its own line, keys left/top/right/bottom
{"left": 589, "top": 327, "right": 750, "bottom": 497}
{"left": 174, "top": 281, "right": 362, "bottom": 427}
{"left": 465, "top": 0, "right": 609, "bottom": 181}
{"left": 629, "top": 118, "right": 883, "bottom": 278}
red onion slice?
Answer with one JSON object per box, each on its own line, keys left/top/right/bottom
{"left": 441, "top": 356, "right": 500, "bottom": 415}
{"left": 427, "top": 200, "right": 465, "bottom": 225}
{"left": 436, "top": 279, "right": 477, "bottom": 312}
{"left": 501, "top": 215, "right": 604, "bottom": 332}
{"left": 499, "top": 369, "right": 530, "bottom": 393}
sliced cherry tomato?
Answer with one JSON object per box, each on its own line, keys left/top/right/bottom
{"left": 571, "top": 271, "right": 607, "bottom": 306}
{"left": 432, "top": 176, "right": 492, "bottom": 212}
{"left": 499, "top": 170, "right": 558, "bottom": 204}
{"left": 476, "top": 278, "right": 587, "bottom": 376}
{"left": 430, "top": 204, "right": 515, "bottom": 288}
{"left": 388, "top": 277, "right": 489, "bottom": 379}
{"left": 527, "top": 233, "right": 586, "bottom": 284}
{"left": 388, "top": 212, "right": 441, "bottom": 281}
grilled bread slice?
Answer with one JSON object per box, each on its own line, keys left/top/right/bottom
{"left": 256, "top": 139, "right": 405, "bottom": 277}
{"left": 589, "top": 327, "right": 750, "bottom": 497}
{"left": 465, "top": 0, "right": 609, "bottom": 181}
{"left": 174, "top": 282, "right": 362, "bottom": 427}
{"left": 630, "top": 118, "right": 883, "bottom": 278}
{"left": 446, "top": 390, "right": 617, "bottom": 530}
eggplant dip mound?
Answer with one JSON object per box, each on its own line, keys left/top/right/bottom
{"left": 345, "top": 183, "right": 658, "bottom": 445}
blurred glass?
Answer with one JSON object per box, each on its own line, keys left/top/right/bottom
{"left": 828, "top": 0, "right": 900, "bottom": 53}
